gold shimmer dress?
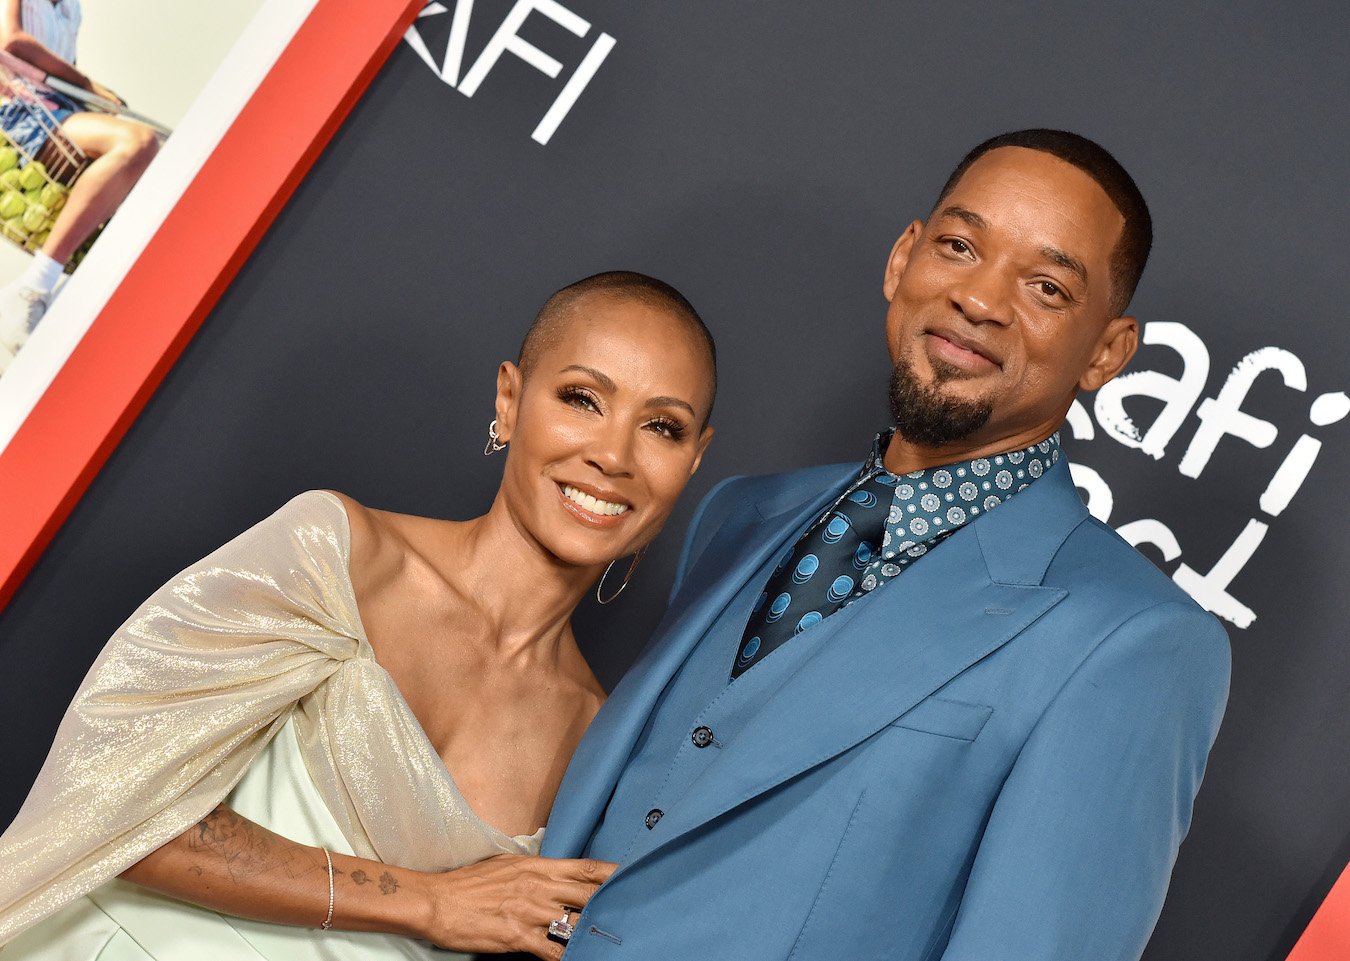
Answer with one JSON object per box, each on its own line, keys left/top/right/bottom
{"left": 0, "top": 492, "right": 543, "bottom": 959}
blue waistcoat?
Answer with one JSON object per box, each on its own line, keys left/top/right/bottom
{"left": 586, "top": 533, "right": 873, "bottom": 862}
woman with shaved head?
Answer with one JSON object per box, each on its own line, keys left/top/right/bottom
{"left": 0, "top": 271, "right": 716, "bottom": 961}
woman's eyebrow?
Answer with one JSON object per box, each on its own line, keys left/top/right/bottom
{"left": 647, "top": 396, "right": 696, "bottom": 418}
{"left": 559, "top": 366, "right": 697, "bottom": 418}
{"left": 558, "top": 364, "right": 615, "bottom": 391}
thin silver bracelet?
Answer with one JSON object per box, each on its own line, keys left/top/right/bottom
{"left": 321, "top": 847, "right": 335, "bottom": 930}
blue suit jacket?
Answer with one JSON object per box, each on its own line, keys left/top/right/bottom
{"left": 543, "top": 458, "right": 1230, "bottom": 961}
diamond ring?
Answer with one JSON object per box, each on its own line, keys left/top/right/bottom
{"left": 547, "top": 907, "right": 575, "bottom": 944}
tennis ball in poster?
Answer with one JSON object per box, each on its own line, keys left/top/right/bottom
{"left": 18, "top": 161, "right": 46, "bottom": 191}
{"left": 22, "top": 203, "right": 49, "bottom": 233}
{"left": 0, "top": 146, "right": 17, "bottom": 173}
{"left": 24, "top": 186, "right": 42, "bottom": 204}
{"left": 33, "top": 228, "right": 49, "bottom": 246}
{"left": 0, "top": 190, "right": 25, "bottom": 219}
{"left": 3, "top": 215, "right": 28, "bottom": 240}
{"left": 0, "top": 169, "right": 20, "bottom": 192}
{"left": 39, "top": 183, "right": 65, "bottom": 210}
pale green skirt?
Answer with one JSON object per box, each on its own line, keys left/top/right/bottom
{"left": 2, "top": 718, "right": 458, "bottom": 961}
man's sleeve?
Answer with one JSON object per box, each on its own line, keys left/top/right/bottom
{"left": 937, "top": 600, "right": 1231, "bottom": 961}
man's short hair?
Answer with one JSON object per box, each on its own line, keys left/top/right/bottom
{"left": 934, "top": 129, "right": 1152, "bottom": 316}
{"left": 518, "top": 270, "right": 717, "bottom": 422}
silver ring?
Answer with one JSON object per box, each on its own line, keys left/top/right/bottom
{"left": 546, "top": 907, "right": 575, "bottom": 944}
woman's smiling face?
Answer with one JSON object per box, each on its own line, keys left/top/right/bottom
{"left": 493, "top": 291, "right": 715, "bottom": 569}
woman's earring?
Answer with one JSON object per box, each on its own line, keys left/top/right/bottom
{"left": 484, "top": 419, "right": 507, "bottom": 456}
{"left": 596, "top": 547, "right": 646, "bottom": 605}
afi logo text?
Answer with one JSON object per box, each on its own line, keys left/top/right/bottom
{"left": 1071, "top": 324, "right": 1347, "bottom": 629}
{"left": 405, "top": 0, "right": 615, "bottom": 145}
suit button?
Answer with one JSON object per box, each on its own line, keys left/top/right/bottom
{"left": 691, "top": 725, "right": 715, "bottom": 748}
{"left": 644, "top": 808, "right": 664, "bottom": 829}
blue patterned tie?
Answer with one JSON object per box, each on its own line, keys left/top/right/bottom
{"left": 731, "top": 470, "right": 896, "bottom": 679}
{"left": 731, "top": 433, "right": 1062, "bottom": 680}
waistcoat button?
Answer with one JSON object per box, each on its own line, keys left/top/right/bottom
{"left": 644, "top": 808, "right": 664, "bottom": 829}
{"left": 691, "top": 725, "right": 715, "bottom": 748}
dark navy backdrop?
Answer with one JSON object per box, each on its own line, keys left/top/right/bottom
{"left": 3, "top": 3, "right": 1346, "bottom": 958}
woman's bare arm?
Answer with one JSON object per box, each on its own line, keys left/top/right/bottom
{"left": 120, "top": 805, "right": 431, "bottom": 936}
{"left": 0, "top": 0, "right": 120, "bottom": 100}
{"left": 121, "top": 804, "right": 613, "bottom": 960}
{"left": 0, "top": 0, "right": 89, "bottom": 88}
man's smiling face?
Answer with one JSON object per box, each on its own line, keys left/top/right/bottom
{"left": 881, "top": 145, "right": 1139, "bottom": 457}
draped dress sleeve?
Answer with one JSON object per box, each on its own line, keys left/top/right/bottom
{"left": 0, "top": 492, "right": 365, "bottom": 943}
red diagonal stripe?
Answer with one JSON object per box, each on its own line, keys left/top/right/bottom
{"left": 1288, "top": 861, "right": 1350, "bottom": 961}
{"left": 0, "top": 0, "right": 422, "bottom": 609}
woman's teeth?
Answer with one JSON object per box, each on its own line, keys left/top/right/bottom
{"left": 562, "top": 485, "right": 630, "bottom": 516}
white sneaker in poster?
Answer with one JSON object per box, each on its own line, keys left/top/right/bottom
{"left": 0, "top": 284, "right": 49, "bottom": 374}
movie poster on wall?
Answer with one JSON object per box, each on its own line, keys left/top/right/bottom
{"left": 0, "top": 0, "right": 266, "bottom": 414}
{"left": 0, "top": 0, "right": 419, "bottom": 606}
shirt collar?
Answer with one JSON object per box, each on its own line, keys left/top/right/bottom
{"left": 862, "top": 429, "right": 1063, "bottom": 562}
{"left": 863, "top": 429, "right": 1062, "bottom": 477}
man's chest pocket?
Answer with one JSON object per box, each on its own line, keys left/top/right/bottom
{"left": 888, "top": 695, "right": 993, "bottom": 742}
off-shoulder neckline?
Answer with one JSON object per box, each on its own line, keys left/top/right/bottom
{"left": 308, "top": 490, "right": 546, "bottom": 846}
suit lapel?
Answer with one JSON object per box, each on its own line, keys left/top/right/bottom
{"left": 543, "top": 466, "right": 858, "bottom": 855}
{"left": 625, "top": 458, "right": 1088, "bottom": 864}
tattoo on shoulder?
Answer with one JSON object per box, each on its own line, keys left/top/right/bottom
{"left": 379, "top": 872, "right": 400, "bottom": 895}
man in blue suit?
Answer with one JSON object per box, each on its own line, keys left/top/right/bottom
{"left": 542, "top": 129, "right": 1230, "bottom": 961}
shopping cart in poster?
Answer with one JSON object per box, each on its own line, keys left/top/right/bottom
{"left": 0, "top": 49, "right": 170, "bottom": 266}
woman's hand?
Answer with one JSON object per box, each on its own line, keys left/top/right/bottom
{"left": 87, "top": 79, "right": 125, "bottom": 106}
{"left": 422, "top": 853, "right": 616, "bottom": 959}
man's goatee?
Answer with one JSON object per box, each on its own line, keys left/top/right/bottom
{"left": 887, "top": 355, "right": 993, "bottom": 447}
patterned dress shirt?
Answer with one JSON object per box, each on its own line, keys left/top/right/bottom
{"left": 843, "top": 430, "right": 1062, "bottom": 603}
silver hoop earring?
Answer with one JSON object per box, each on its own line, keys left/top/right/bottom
{"left": 484, "top": 418, "right": 507, "bottom": 456}
{"left": 596, "top": 548, "right": 645, "bottom": 605}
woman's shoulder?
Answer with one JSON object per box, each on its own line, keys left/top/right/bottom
{"left": 314, "top": 489, "right": 376, "bottom": 545}
{"left": 316, "top": 491, "right": 450, "bottom": 597}
{"left": 315, "top": 490, "right": 394, "bottom": 584}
